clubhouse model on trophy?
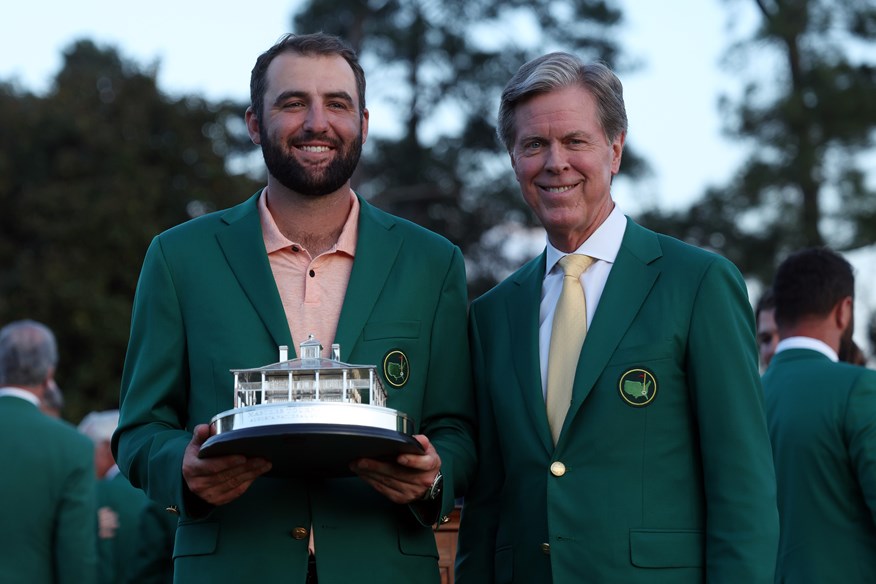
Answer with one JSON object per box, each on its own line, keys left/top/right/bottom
{"left": 199, "top": 335, "right": 422, "bottom": 477}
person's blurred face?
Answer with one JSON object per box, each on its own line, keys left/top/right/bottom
{"left": 247, "top": 53, "right": 368, "bottom": 197}
{"left": 757, "top": 307, "right": 779, "bottom": 369}
{"left": 510, "top": 85, "right": 624, "bottom": 252}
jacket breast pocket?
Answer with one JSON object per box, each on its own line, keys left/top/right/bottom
{"left": 608, "top": 340, "right": 675, "bottom": 367}
{"left": 629, "top": 528, "right": 704, "bottom": 568}
{"left": 364, "top": 320, "right": 420, "bottom": 340}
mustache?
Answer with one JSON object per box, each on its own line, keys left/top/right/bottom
{"left": 286, "top": 131, "right": 341, "bottom": 149}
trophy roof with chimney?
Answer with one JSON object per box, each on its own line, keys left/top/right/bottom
{"left": 231, "top": 335, "right": 386, "bottom": 409}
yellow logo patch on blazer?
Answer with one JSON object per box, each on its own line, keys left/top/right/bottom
{"left": 618, "top": 368, "right": 657, "bottom": 407}
{"left": 382, "top": 349, "right": 410, "bottom": 388}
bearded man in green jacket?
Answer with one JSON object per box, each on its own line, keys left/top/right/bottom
{"left": 114, "top": 33, "right": 475, "bottom": 584}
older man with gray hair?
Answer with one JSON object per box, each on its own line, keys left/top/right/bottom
{"left": 456, "top": 52, "right": 778, "bottom": 583}
{"left": 0, "top": 319, "right": 98, "bottom": 584}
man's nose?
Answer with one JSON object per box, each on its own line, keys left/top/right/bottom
{"left": 544, "top": 143, "right": 570, "bottom": 173}
{"left": 303, "top": 106, "right": 329, "bottom": 133}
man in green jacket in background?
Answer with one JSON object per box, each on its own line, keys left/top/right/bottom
{"left": 763, "top": 247, "right": 876, "bottom": 583}
{"left": 0, "top": 319, "right": 98, "bottom": 584}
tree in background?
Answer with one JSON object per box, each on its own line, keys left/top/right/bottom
{"left": 292, "top": 0, "right": 647, "bottom": 296}
{"left": 638, "top": 0, "right": 876, "bottom": 285}
{"left": 0, "top": 40, "right": 261, "bottom": 419}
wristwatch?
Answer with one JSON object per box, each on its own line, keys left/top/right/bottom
{"left": 422, "top": 470, "right": 444, "bottom": 501}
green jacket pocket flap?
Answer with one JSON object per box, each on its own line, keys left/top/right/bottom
{"left": 364, "top": 320, "right": 420, "bottom": 340}
{"left": 629, "top": 529, "right": 704, "bottom": 568}
{"left": 173, "top": 521, "right": 219, "bottom": 558}
{"left": 397, "top": 524, "right": 438, "bottom": 558}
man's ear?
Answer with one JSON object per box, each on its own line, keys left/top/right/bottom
{"left": 835, "top": 296, "right": 853, "bottom": 331}
{"left": 43, "top": 366, "right": 55, "bottom": 388}
{"left": 245, "top": 107, "right": 262, "bottom": 145}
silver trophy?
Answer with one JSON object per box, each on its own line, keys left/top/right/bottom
{"left": 199, "top": 335, "right": 422, "bottom": 477}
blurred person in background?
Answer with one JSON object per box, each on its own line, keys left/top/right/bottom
{"left": 755, "top": 288, "right": 780, "bottom": 371}
{"left": 763, "top": 246, "right": 876, "bottom": 583}
{"left": 79, "top": 410, "right": 175, "bottom": 584}
{"left": 0, "top": 319, "right": 98, "bottom": 584}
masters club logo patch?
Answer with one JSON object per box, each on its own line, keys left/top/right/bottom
{"left": 382, "top": 349, "right": 410, "bottom": 388}
{"left": 618, "top": 368, "right": 657, "bottom": 407}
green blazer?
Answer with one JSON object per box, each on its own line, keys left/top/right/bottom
{"left": 128, "top": 499, "right": 177, "bottom": 584}
{"left": 763, "top": 348, "right": 876, "bottom": 583}
{"left": 96, "top": 471, "right": 152, "bottom": 584}
{"left": 113, "top": 192, "right": 475, "bottom": 584}
{"left": 0, "top": 395, "right": 98, "bottom": 584}
{"left": 456, "top": 218, "right": 779, "bottom": 584}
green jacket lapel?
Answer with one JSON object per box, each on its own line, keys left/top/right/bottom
{"left": 215, "top": 192, "right": 292, "bottom": 353}
{"left": 562, "top": 218, "right": 662, "bottom": 439}
{"left": 506, "top": 252, "right": 555, "bottom": 454}
{"left": 334, "top": 197, "right": 402, "bottom": 359}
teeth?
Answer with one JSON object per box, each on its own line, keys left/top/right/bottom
{"left": 544, "top": 185, "right": 574, "bottom": 193}
{"left": 301, "top": 146, "right": 330, "bottom": 152}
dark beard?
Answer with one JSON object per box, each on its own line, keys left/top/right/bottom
{"left": 837, "top": 311, "right": 857, "bottom": 363}
{"left": 260, "top": 124, "right": 362, "bottom": 197}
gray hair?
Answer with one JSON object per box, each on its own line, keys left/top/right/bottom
{"left": 497, "top": 52, "right": 628, "bottom": 152}
{"left": 0, "top": 320, "right": 58, "bottom": 387}
{"left": 78, "top": 410, "right": 120, "bottom": 443}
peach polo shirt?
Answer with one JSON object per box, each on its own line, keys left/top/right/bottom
{"left": 258, "top": 189, "right": 358, "bottom": 358}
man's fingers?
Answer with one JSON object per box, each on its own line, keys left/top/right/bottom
{"left": 190, "top": 423, "right": 212, "bottom": 448}
{"left": 396, "top": 434, "right": 438, "bottom": 469}
{"left": 351, "top": 439, "right": 442, "bottom": 505}
{"left": 183, "top": 425, "right": 271, "bottom": 506}
{"left": 186, "top": 458, "right": 272, "bottom": 506}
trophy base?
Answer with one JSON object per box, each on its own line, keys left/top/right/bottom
{"left": 199, "top": 423, "right": 424, "bottom": 477}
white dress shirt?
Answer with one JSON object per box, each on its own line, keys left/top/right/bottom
{"left": 774, "top": 336, "right": 839, "bottom": 362}
{"left": 0, "top": 387, "right": 41, "bottom": 407}
{"left": 538, "top": 205, "right": 627, "bottom": 398}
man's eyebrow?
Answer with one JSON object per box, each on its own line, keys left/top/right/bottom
{"left": 272, "top": 90, "right": 355, "bottom": 107}
{"left": 273, "top": 90, "right": 307, "bottom": 106}
{"left": 562, "top": 130, "right": 594, "bottom": 141}
{"left": 517, "top": 132, "right": 546, "bottom": 144}
{"left": 324, "top": 91, "right": 354, "bottom": 104}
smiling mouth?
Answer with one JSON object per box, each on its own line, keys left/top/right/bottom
{"left": 541, "top": 184, "right": 577, "bottom": 193}
{"left": 298, "top": 145, "right": 333, "bottom": 153}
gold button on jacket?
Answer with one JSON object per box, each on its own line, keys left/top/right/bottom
{"left": 541, "top": 542, "right": 551, "bottom": 555}
{"left": 550, "top": 461, "right": 566, "bottom": 476}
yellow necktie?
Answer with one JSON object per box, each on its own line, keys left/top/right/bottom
{"left": 546, "top": 254, "right": 594, "bottom": 444}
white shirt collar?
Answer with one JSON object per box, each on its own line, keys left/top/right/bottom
{"left": 0, "top": 387, "right": 41, "bottom": 407}
{"left": 775, "top": 336, "right": 838, "bottom": 362}
{"left": 544, "top": 204, "right": 627, "bottom": 277}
